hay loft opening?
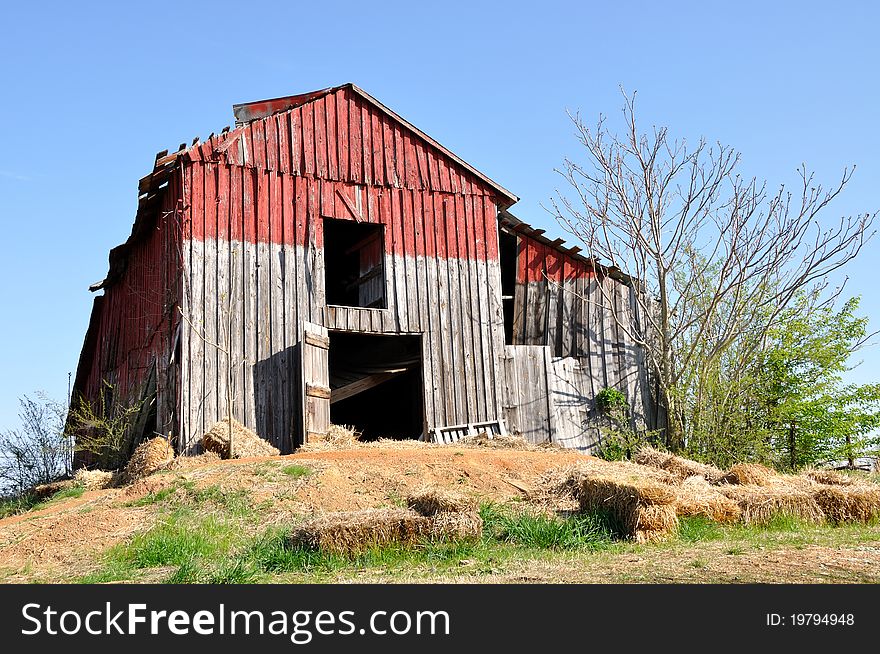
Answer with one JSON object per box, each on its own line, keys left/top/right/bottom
{"left": 324, "top": 218, "right": 386, "bottom": 308}
{"left": 328, "top": 332, "right": 424, "bottom": 440}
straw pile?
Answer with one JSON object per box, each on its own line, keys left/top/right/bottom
{"left": 813, "top": 486, "right": 880, "bottom": 524}
{"left": 164, "top": 451, "right": 222, "bottom": 471}
{"left": 407, "top": 488, "right": 477, "bottom": 516}
{"left": 672, "top": 476, "right": 742, "bottom": 523}
{"left": 202, "top": 417, "right": 279, "bottom": 459}
{"left": 121, "top": 437, "right": 174, "bottom": 483}
{"left": 456, "top": 433, "right": 538, "bottom": 450}
{"left": 717, "top": 484, "right": 824, "bottom": 526}
{"left": 634, "top": 446, "right": 722, "bottom": 482}
{"left": 289, "top": 508, "right": 431, "bottom": 555}
{"left": 72, "top": 468, "right": 116, "bottom": 490}
{"left": 717, "top": 463, "right": 776, "bottom": 487}
{"left": 427, "top": 511, "right": 483, "bottom": 541}
{"left": 801, "top": 468, "right": 856, "bottom": 487}
{"left": 572, "top": 470, "right": 679, "bottom": 543}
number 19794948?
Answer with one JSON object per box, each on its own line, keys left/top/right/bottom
{"left": 766, "top": 614, "right": 854, "bottom": 626}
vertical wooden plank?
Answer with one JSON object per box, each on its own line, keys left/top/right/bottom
{"left": 289, "top": 106, "right": 303, "bottom": 175}
{"left": 251, "top": 120, "right": 267, "bottom": 171}
{"left": 348, "top": 93, "right": 362, "bottom": 183}
{"left": 388, "top": 189, "right": 404, "bottom": 331}
{"left": 325, "top": 92, "right": 338, "bottom": 180}
{"left": 336, "top": 89, "right": 349, "bottom": 182}
{"left": 302, "top": 102, "right": 315, "bottom": 176}
{"left": 265, "top": 114, "right": 278, "bottom": 171}
{"left": 371, "top": 110, "right": 385, "bottom": 187}
{"left": 314, "top": 95, "right": 328, "bottom": 179}
{"left": 361, "top": 102, "right": 373, "bottom": 184}
{"left": 277, "top": 113, "right": 290, "bottom": 175}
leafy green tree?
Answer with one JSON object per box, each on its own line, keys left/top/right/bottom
{"left": 757, "top": 297, "right": 880, "bottom": 469}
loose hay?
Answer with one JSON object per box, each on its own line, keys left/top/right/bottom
{"left": 573, "top": 472, "right": 679, "bottom": 543}
{"left": 121, "top": 437, "right": 175, "bottom": 483}
{"left": 427, "top": 511, "right": 483, "bottom": 541}
{"left": 164, "top": 451, "right": 222, "bottom": 471}
{"left": 289, "top": 508, "right": 431, "bottom": 555}
{"left": 202, "top": 417, "right": 280, "bottom": 459}
{"left": 407, "top": 488, "right": 477, "bottom": 516}
{"left": 801, "top": 468, "right": 856, "bottom": 487}
{"left": 634, "top": 446, "right": 722, "bottom": 482}
{"left": 72, "top": 469, "right": 116, "bottom": 490}
{"left": 717, "top": 463, "right": 776, "bottom": 486}
{"left": 718, "top": 484, "right": 824, "bottom": 526}
{"left": 672, "top": 476, "right": 742, "bottom": 523}
{"left": 813, "top": 486, "right": 880, "bottom": 524}
{"left": 456, "top": 433, "right": 538, "bottom": 450}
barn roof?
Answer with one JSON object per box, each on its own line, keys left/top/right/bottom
{"left": 499, "top": 208, "right": 632, "bottom": 284}
{"left": 232, "top": 83, "right": 518, "bottom": 208}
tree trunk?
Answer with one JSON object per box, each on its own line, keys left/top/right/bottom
{"left": 788, "top": 421, "right": 797, "bottom": 470}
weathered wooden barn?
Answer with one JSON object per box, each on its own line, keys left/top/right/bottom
{"left": 72, "top": 83, "right": 658, "bottom": 455}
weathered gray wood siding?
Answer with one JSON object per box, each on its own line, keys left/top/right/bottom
{"left": 177, "top": 160, "right": 507, "bottom": 451}
{"left": 503, "top": 225, "right": 658, "bottom": 449}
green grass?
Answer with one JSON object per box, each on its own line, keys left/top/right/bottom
{"left": 109, "top": 512, "right": 241, "bottom": 569}
{"left": 0, "top": 485, "right": 86, "bottom": 519}
{"left": 126, "top": 480, "right": 251, "bottom": 515}
{"left": 75, "top": 493, "right": 880, "bottom": 584}
{"left": 480, "top": 504, "right": 617, "bottom": 550}
{"left": 281, "top": 464, "right": 312, "bottom": 479}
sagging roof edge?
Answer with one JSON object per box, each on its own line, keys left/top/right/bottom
{"left": 498, "top": 209, "right": 634, "bottom": 286}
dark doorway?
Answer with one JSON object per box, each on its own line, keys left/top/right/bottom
{"left": 324, "top": 218, "right": 386, "bottom": 308}
{"left": 328, "top": 332, "right": 424, "bottom": 440}
{"left": 499, "top": 227, "right": 518, "bottom": 344}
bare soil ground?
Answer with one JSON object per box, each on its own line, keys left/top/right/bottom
{"left": 2, "top": 443, "right": 878, "bottom": 584}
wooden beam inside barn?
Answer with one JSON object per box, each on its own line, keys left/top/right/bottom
{"left": 331, "top": 368, "right": 408, "bottom": 404}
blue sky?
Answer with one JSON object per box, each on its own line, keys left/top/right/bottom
{"left": 0, "top": 1, "right": 877, "bottom": 430}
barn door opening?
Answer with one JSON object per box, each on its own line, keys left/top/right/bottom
{"left": 328, "top": 332, "right": 424, "bottom": 440}
{"left": 300, "top": 322, "right": 331, "bottom": 443}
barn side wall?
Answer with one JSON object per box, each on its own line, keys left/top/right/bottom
{"left": 503, "top": 229, "right": 658, "bottom": 449}
{"left": 72, "top": 174, "right": 182, "bottom": 447}
{"left": 177, "top": 98, "right": 507, "bottom": 451}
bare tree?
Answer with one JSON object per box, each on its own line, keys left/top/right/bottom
{"left": 552, "top": 93, "right": 876, "bottom": 451}
{"left": 0, "top": 393, "right": 71, "bottom": 496}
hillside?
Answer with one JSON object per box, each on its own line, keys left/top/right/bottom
{"left": 2, "top": 441, "right": 880, "bottom": 584}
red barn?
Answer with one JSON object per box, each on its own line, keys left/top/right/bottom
{"left": 73, "top": 84, "right": 658, "bottom": 455}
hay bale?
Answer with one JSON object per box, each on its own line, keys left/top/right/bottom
{"left": 31, "top": 479, "right": 75, "bottom": 499}
{"left": 813, "top": 486, "right": 880, "bottom": 524}
{"left": 634, "top": 446, "right": 722, "bottom": 482}
{"left": 717, "top": 463, "right": 776, "bottom": 486}
{"left": 121, "top": 437, "right": 174, "bottom": 483}
{"left": 574, "top": 472, "right": 679, "bottom": 543}
{"left": 672, "top": 476, "right": 742, "bottom": 523}
{"left": 718, "top": 484, "right": 824, "bottom": 526}
{"left": 289, "top": 508, "right": 431, "bottom": 555}
{"left": 428, "top": 511, "right": 483, "bottom": 541}
{"left": 72, "top": 469, "right": 116, "bottom": 491}
{"left": 801, "top": 468, "right": 856, "bottom": 487}
{"left": 407, "top": 488, "right": 477, "bottom": 516}
{"left": 202, "top": 417, "right": 279, "bottom": 459}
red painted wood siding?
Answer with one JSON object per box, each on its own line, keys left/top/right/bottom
{"left": 75, "top": 173, "right": 182, "bottom": 431}
{"left": 180, "top": 86, "right": 500, "bottom": 261}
